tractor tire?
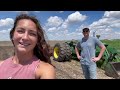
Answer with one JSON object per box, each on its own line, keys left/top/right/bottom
{"left": 53, "top": 43, "right": 72, "bottom": 62}
{"left": 64, "top": 43, "right": 72, "bottom": 61}
{"left": 53, "top": 43, "right": 66, "bottom": 62}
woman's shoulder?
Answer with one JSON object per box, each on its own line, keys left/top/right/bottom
{"left": 39, "top": 61, "right": 55, "bottom": 72}
{"left": 0, "top": 60, "right": 4, "bottom": 66}
{"left": 36, "top": 60, "right": 55, "bottom": 79}
{"left": 0, "top": 57, "right": 13, "bottom": 66}
{"left": 0, "top": 60, "right": 4, "bottom": 63}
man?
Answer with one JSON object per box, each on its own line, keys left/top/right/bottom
{"left": 75, "top": 28, "right": 106, "bottom": 79}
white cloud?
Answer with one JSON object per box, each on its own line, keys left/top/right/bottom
{"left": 44, "top": 11, "right": 88, "bottom": 40}
{"left": 66, "top": 32, "right": 83, "bottom": 40}
{"left": 61, "top": 21, "right": 68, "bottom": 29}
{"left": 67, "top": 11, "right": 87, "bottom": 23}
{"left": 60, "top": 11, "right": 87, "bottom": 30}
{"left": 104, "top": 11, "right": 120, "bottom": 18}
{"left": 59, "top": 11, "right": 64, "bottom": 13}
{"left": 46, "top": 16, "right": 63, "bottom": 27}
{"left": 89, "top": 11, "right": 120, "bottom": 40}
{"left": 0, "top": 28, "right": 11, "bottom": 41}
{"left": 48, "top": 27, "right": 57, "bottom": 32}
{"left": 61, "top": 11, "right": 87, "bottom": 29}
{"left": 0, "top": 18, "right": 14, "bottom": 27}
{"left": 43, "top": 11, "right": 120, "bottom": 40}
{"left": 0, "top": 30, "right": 7, "bottom": 33}
{"left": 110, "top": 23, "right": 120, "bottom": 28}
{"left": 76, "top": 24, "right": 89, "bottom": 32}
{"left": 0, "top": 28, "right": 11, "bottom": 33}
{"left": 89, "top": 18, "right": 110, "bottom": 29}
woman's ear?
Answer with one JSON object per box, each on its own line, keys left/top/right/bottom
{"left": 12, "top": 37, "right": 14, "bottom": 41}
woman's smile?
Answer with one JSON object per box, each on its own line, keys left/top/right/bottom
{"left": 19, "top": 42, "right": 31, "bottom": 47}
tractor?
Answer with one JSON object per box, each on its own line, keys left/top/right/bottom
{"left": 53, "top": 40, "right": 120, "bottom": 78}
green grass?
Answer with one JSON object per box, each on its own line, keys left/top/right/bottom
{"left": 101, "top": 39, "right": 120, "bottom": 50}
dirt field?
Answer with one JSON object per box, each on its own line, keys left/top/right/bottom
{"left": 0, "top": 41, "right": 115, "bottom": 79}
{"left": 50, "top": 57, "right": 114, "bottom": 79}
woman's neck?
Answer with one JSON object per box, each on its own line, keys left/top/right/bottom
{"left": 13, "top": 52, "right": 34, "bottom": 65}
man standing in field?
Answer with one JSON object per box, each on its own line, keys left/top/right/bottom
{"left": 75, "top": 28, "right": 106, "bottom": 79}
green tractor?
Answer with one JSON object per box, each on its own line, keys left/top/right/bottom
{"left": 96, "top": 43, "right": 120, "bottom": 78}
{"left": 96, "top": 43, "right": 120, "bottom": 69}
{"left": 53, "top": 40, "right": 120, "bottom": 78}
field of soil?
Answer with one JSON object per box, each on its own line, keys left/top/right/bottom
{"left": 0, "top": 41, "right": 115, "bottom": 79}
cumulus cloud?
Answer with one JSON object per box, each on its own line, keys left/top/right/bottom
{"left": 59, "top": 11, "right": 64, "bottom": 13}
{"left": 61, "top": 21, "right": 68, "bottom": 29}
{"left": 104, "top": 11, "right": 120, "bottom": 18}
{"left": 46, "top": 16, "right": 63, "bottom": 27}
{"left": 0, "top": 28, "right": 11, "bottom": 41}
{"left": 44, "top": 11, "right": 88, "bottom": 40}
{"left": 48, "top": 27, "right": 57, "bottom": 32}
{"left": 76, "top": 24, "right": 89, "bottom": 32}
{"left": 89, "top": 11, "right": 120, "bottom": 40}
{"left": 67, "top": 11, "right": 87, "bottom": 23}
{"left": 3, "top": 11, "right": 118, "bottom": 41}
{"left": 0, "top": 18, "right": 14, "bottom": 27}
{"left": 60, "top": 11, "right": 87, "bottom": 30}
{"left": 0, "top": 28, "right": 11, "bottom": 33}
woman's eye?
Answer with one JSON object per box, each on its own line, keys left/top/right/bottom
{"left": 30, "top": 33, "right": 37, "bottom": 36}
{"left": 17, "top": 30, "right": 24, "bottom": 33}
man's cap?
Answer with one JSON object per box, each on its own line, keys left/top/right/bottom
{"left": 82, "top": 28, "right": 90, "bottom": 32}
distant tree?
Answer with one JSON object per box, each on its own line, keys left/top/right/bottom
{"left": 96, "top": 35, "right": 100, "bottom": 39}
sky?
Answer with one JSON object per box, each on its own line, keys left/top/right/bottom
{"left": 0, "top": 11, "right": 120, "bottom": 41}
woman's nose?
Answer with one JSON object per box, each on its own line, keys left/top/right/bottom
{"left": 22, "top": 32, "right": 29, "bottom": 40}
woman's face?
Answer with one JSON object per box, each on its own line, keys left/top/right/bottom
{"left": 13, "top": 19, "right": 38, "bottom": 54}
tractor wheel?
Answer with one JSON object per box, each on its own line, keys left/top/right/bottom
{"left": 53, "top": 43, "right": 72, "bottom": 62}
{"left": 64, "top": 43, "right": 72, "bottom": 61}
{"left": 53, "top": 43, "right": 66, "bottom": 62}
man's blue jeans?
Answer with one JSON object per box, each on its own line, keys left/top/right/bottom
{"left": 81, "top": 64, "right": 97, "bottom": 79}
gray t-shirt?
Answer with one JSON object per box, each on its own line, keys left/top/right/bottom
{"left": 76, "top": 37, "right": 103, "bottom": 65}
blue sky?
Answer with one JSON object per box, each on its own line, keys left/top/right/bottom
{"left": 0, "top": 11, "right": 120, "bottom": 41}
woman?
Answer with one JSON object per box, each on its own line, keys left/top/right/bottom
{"left": 0, "top": 14, "right": 55, "bottom": 79}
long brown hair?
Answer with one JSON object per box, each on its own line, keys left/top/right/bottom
{"left": 10, "top": 14, "right": 51, "bottom": 63}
